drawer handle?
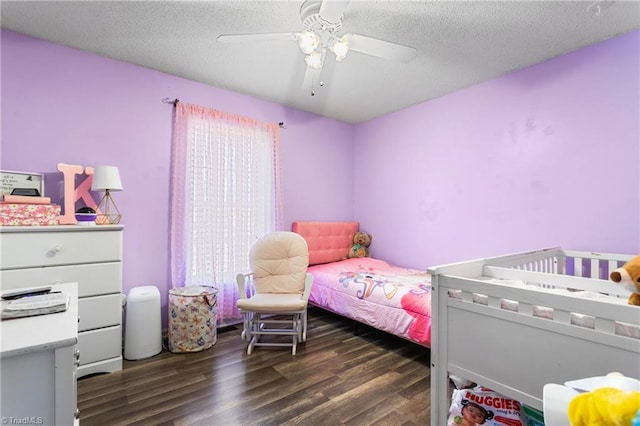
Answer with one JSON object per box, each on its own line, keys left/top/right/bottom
{"left": 75, "top": 409, "right": 81, "bottom": 420}
{"left": 53, "top": 245, "right": 62, "bottom": 253}
{"left": 74, "top": 349, "right": 81, "bottom": 366}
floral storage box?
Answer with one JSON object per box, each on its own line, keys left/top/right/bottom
{"left": 0, "top": 203, "right": 61, "bottom": 226}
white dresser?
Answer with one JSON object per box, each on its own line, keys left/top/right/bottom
{"left": 0, "top": 225, "right": 124, "bottom": 377}
{"left": 1, "top": 282, "right": 79, "bottom": 425}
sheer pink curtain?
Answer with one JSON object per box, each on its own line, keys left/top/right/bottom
{"left": 170, "top": 102, "right": 283, "bottom": 324}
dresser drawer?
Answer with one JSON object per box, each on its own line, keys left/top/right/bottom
{"left": 79, "top": 294, "right": 122, "bottom": 332}
{"left": 78, "top": 326, "right": 122, "bottom": 366}
{"left": 0, "top": 262, "right": 121, "bottom": 297}
{"left": 0, "top": 229, "right": 122, "bottom": 269}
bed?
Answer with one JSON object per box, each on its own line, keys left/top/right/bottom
{"left": 427, "top": 247, "right": 640, "bottom": 426}
{"left": 292, "top": 221, "right": 432, "bottom": 347}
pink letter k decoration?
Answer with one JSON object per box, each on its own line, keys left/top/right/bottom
{"left": 57, "top": 163, "right": 100, "bottom": 225}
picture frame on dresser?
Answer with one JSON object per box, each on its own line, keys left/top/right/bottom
{"left": 0, "top": 169, "right": 45, "bottom": 197}
{"left": 0, "top": 225, "right": 124, "bottom": 378}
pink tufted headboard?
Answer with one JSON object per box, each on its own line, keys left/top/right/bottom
{"left": 292, "top": 221, "right": 359, "bottom": 265}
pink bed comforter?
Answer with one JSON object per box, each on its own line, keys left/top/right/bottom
{"left": 307, "top": 257, "right": 432, "bottom": 347}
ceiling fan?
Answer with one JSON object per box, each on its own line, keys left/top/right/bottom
{"left": 217, "top": 0, "right": 417, "bottom": 96}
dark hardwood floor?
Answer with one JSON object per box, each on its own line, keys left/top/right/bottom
{"left": 77, "top": 307, "right": 431, "bottom": 426}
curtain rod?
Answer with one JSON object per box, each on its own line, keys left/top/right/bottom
{"left": 161, "top": 97, "right": 286, "bottom": 129}
{"left": 162, "top": 97, "right": 179, "bottom": 106}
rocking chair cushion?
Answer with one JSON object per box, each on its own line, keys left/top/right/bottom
{"left": 236, "top": 292, "right": 306, "bottom": 313}
{"left": 250, "top": 231, "right": 309, "bottom": 294}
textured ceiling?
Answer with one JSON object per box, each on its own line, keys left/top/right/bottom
{"left": 1, "top": 0, "right": 639, "bottom": 124}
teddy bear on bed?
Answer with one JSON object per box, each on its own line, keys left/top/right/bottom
{"left": 348, "top": 231, "right": 372, "bottom": 258}
{"left": 610, "top": 254, "right": 640, "bottom": 306}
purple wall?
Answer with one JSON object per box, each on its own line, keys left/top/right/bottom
{"left": 0, "top": 29, "right": 354, "bottom": 315}
{"left": 355, "top": 30, "right": 640, "bottom": 269}
{"left": 2, "top": 28, "right": 639, "bottom": 309}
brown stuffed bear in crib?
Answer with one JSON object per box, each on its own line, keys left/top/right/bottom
{"left": 348, "top": 231, "right": 372, "bottom": 258}
{"left": 610, "top": 255, "right": 640, "bottom": 306}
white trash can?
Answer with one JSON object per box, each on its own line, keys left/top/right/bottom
{"left": 124, "top": 286, "right": 162, "bottom": 360}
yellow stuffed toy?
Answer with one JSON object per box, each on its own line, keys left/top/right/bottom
{"left": 568, "top": 386, "right": 640, "bottom": 426}
{"left": 610, "top": 255, "right": 640, "bottom": 306}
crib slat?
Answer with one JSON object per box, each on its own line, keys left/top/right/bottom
{"left": 558, "top": 254, "right": 567, "bottom": 275}
{"left": 519, "top": 302, "right": 532, "bottom": 316}
{"left": 590, "top": 259, "right": 599, "bottom": 279}
{"left": 488, "top": 296, "right": 500, "bottom": 308}
{"left": 574, "top": 258, "right": 583, "bottom": 277}
{"left": 594, "top": 317, "right": 616, "bottom": 334}
{"left": 608, "top": 260, "right": 618, "bottom": 277}
{"left": 555, "top": 309, "right": 571, "bottom": 324}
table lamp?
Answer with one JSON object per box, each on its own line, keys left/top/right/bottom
{"left": 91, "top": 166, "right": 123, "bottom": 225}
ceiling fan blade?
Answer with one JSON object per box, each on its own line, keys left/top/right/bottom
{"left": 348, "top": 33, "right": 417, "bottom": 63}
{"left": 318, "top": 0, "right": 351, "bottom": 23}
{"left": 217, "top": 33, "right": 297, "bottom": 43}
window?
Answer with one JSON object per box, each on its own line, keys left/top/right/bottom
{"left": 170, "top": 102, "right": 282, "bottom": 324}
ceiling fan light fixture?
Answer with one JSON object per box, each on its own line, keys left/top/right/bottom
{"left": 329, "top": 35, "right": 350, "bottom": 61}
{"left": 305, "top": 51, "right": 323, "bottom": 69}
{"left": 218, "top": 0, "right": 418, "bottom": 94}
{"left": 297, "top": 30, "right": 319, "bottom": 54}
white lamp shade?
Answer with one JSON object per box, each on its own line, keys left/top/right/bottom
{"left": 91, "top": 166, "right": 123, "bottom": 191}
{"left": 297, "top": 31, "right": 319, "bottom": 54}
{"left": 329, "top": 36, "right": 350, "bottom": 61}
{"left": 305, "top": 51, "right": 323, "bottom": 69}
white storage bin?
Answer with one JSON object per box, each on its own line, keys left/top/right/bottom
{"left": 124, "top": 286, "right": 162, "bottom": 360}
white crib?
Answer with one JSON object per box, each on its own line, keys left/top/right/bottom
{"left": 427, "top": 247, "right": 639, "bottom": 426}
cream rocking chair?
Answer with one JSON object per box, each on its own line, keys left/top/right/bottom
{"left": 236, "top": 231, "right": 313, "bottom": 355}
